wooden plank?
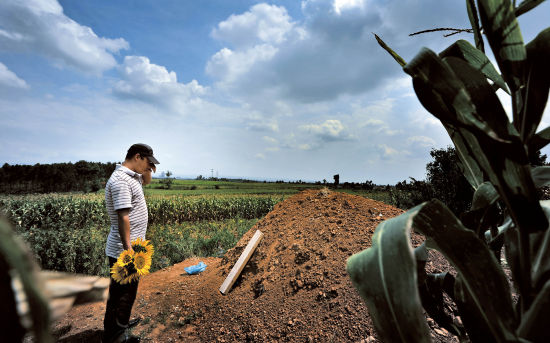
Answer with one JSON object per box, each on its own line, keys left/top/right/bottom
{"left": 219, "top": 230, "right": 264, "bottom": 295}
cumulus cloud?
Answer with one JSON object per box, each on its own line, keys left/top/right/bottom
{"left": 407, "top": 135, "right": 436, "bottom": 147}
{"left": 0, "top": 62, "right": 29, "bottom": 89}
{"left": 211, "top": 3, "right": 296, "bottom": 48}
{"left": 263, "top": 136, "right": 278, "bottom": 144}
{"left": 207, "top": 0, "right": 467, "bottom": 104}
{"left": 301, "top": 119, "right": 353, "bottom": 142}
{"left": 246, "top": 118, "right": 279, "bottom": 132}
{"left": 113, "top": 56, "right": 206, "bottom": 107}
{"left": 0, "top": 0, "right": 128, "bottom": 74}
{"left": 377, "top": 144, "right": 410, "bottom": 159}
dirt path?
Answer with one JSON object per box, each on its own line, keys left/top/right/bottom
{"left": 53, "top": 189, "right": 458, "bottom": 342}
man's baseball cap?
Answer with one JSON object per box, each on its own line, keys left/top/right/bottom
{"left": 128, "top": 143, "right": 160, "bottom": 164}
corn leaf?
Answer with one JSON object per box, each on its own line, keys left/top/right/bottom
{"left": 454, "top": 275, "right": 498, "bottom": 343}
{"left": 413, "top": 200, "right": 519, "bottom": 341}
{"left": 515, "top": 0, "right": 547, "bottom": 17}
{"left": 471, "top": 181, "right": 499, "bottom": 210}
{"left": 517, "top": 280, "right": 550, "bottom": 342}
{"left": 529, "top": 126, "right": 550, "bottom": 152}
{"left": 373, "top": 33, "right": 407, "bottom": 67}
{"left": 444, "top": 56, "right": 546, "bottom": 234}
{"left": 440, "top": 40, "right": 509, "bottom": 94}
{"left": 404, "top": 48, "right": 506, "bottom": 139}
{"left": 477, "top": 0, "right": 527, "bottom": 91}
{"left": 466, "top": 0, "right": 485, "bottom": 51}
{"left": 531, "top": 166, "right": 550, "bottom": 188}
{"left": 346, "top": 207, "right": 431, "bottom": 343}
{"left": 445, "top": 125, "right": 484, "bottom": 189}
{"left": 419, "top": 272, "right": 464, "bottom": 337}
{"left": 521, "top": 28, "right": 550, "bottom": 143}
{"left": 406, "top": 48, "right": 546, "bottom": 234}
{"left": 531, "top": 201, "right": 550, "bottom": 291}
{"left": 0, "top": 218, "right": 53, "bottom": 343}
{"left": 504, "top": 225, "right": 527, "bottom": 311}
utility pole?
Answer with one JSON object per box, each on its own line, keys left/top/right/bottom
{"left": 211, "top": 169, "right": 214, "bottom": 179}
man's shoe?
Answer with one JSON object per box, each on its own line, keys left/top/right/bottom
{"left": 128, "top": 318, "right": 141, "bottom": 329}
{"left": 123, "top": 335, "right": 141, "bottom": 343}
{"left": 111, "top": 332, "right": 141, "bottom": 343}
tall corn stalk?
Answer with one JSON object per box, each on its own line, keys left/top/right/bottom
{"left": 347, "top": 0, "right": 550, "bottom": 342}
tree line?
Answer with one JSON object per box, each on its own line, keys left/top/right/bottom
{"left": 0, "top": 161, "right": 117, "bottom": 194}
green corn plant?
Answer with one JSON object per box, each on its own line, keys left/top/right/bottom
{"left": 347, "top": 0, "right": 550, "bottom": 342}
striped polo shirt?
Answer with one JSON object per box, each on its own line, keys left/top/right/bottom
{"left": 104, "top": 165, "right": 148, "bottom": 258}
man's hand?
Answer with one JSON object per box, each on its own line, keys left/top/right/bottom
{"left": 143, "top": 163, "right": 156, "bottom": 185}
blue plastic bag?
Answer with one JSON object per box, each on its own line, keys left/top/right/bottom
{"left": 184, "top": 261, "right": 207, "bottom": 275}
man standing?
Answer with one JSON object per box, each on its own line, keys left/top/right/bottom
{"left": 103, "top": 143, "right": 159, "bottom": 343}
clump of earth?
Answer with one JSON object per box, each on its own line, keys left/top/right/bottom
{"left": 52, "top": 189, "right": 458, "bottom": 342}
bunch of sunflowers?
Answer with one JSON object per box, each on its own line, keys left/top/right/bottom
{"left": 111, "top": 238, "right": 154, "bottom": 284}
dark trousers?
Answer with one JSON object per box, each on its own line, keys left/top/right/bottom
{"left": 103, "top": 257, "right": 139, "bottom": 342}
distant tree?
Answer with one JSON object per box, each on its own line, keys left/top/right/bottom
{"left": 426, "top": 146, "right": 474, "bottom": 215}
{"left": 389, "top": 146, "right": 474, "bottom": 215}
{"left": 529, "top": 150, "right": 549, "bottom": 166}
{"left": 160, "top": 170, "right": 174, "bottom": 189}
{"left": 362, "top": 180, "right": 374, "bottom": 190}
{"left": 333, "top": 174, "right": 340, "bottom": 188}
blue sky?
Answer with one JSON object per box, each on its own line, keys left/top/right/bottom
{"left": 0, "top": 0, "right": 549, "bottom": 183}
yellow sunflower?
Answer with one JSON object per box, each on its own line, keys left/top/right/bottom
{"left": 132, "top": 237, "right": 154, "bottom": 258}
{"left": 110, "top": 261, "right": 128, "bottom": 283}
{"left": 133, "top": 251, "right": 152, "bottom": 276}
{"left": 117, "top": 249, "right": 134, "bottom": 266}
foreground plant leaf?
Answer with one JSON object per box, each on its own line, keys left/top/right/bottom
{"left": 531, "top": 166, "right": 550, "bottom": 188}
{"left": 529, "top": 126, "right": 550, "bottom": 152}
{"left": 477, "top": 0, "right": 526, "bottom": 92}
{"left": 517, "top": 280, "right": 550, "bottom": 342}
{"left": 454, "top": 275, "right": 497, "bottom": 343}
{"left": 515, "top": 0, "right": 547, "bottom": 17}
{"left": 413, "top": 200, "right": 518, "bottom": 341}
{"left": 531, "top": 201, "right": 550, "bottom": 292}
{"left": 440, "top": 40, "right": 509, "bottom": 94}
{"left": 406, "top": 47, "right": 547, "bottom": 234}
{"left": 0, "top": 218, "right": 53, "bottom": 343}
{"left": 348, "top": 200, "right": 519, "bottom": 342}
{"left": 347, "top": 208, "right": 430, "bottom": 343}
{"left": 373, "top": 33, "right": 406, "bottom": 67}
{"left": 521, "top": 28, "right": 550, "bottom": 143}
{"left": 466, "top": 0, "right": 485, "bottom": 51}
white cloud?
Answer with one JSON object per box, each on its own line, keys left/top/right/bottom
{"left": 263, "top": 136, "right": 278, "bottom": 144}
{"left": 246, "top": 118, "right": 279, "bottom": 132}
{"left": 333, "top": 0, "right": 366, "bottom": 15}
{"left": 211, "top": 3, "right": 295, "bottom": 48}
{"left": 301, "top": 119, "right": 353, "bottom": 142}
{"left": 0, "top": 62, "right": 29, "bottom": 89}
{"left": 407, "top": 135, "right": 436, "bottom": 147}
{"left": 206, "top": 45, "right": 278, "bottom": 87}
{"left": 0, "top": 0, "right": 128, "bottom": 74}
{"left": 377, "top": 143, "right": 410, "bottom": 159}
{"left": 207, "top": 0, "right": 468, "bottom": 104}
{"left": 113, "top": 56, "right": 206, "bottom": 108}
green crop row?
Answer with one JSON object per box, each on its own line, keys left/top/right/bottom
{"left": 0, "top": 194, "right": 281, "bottom": 229}
{"left": 0, "top": 194, "right": 278, "bottom": 275}
{"left": 14, "top": 218, "right": 257, "bottom": 276}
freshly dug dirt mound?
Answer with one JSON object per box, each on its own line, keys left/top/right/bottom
{"left": 53, "top": 189, "right": 456, "bottom": 342}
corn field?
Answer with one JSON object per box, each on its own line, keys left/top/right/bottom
{"left": 0, "top": 194, "right": 281, "bottom": 276}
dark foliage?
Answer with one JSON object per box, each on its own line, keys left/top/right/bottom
{"left": 0, "top": 161, "right": 116, "bottom": 194}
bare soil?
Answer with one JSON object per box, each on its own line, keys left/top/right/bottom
{"left": 52, "top": 189, "right": 458, "bottom": 342}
